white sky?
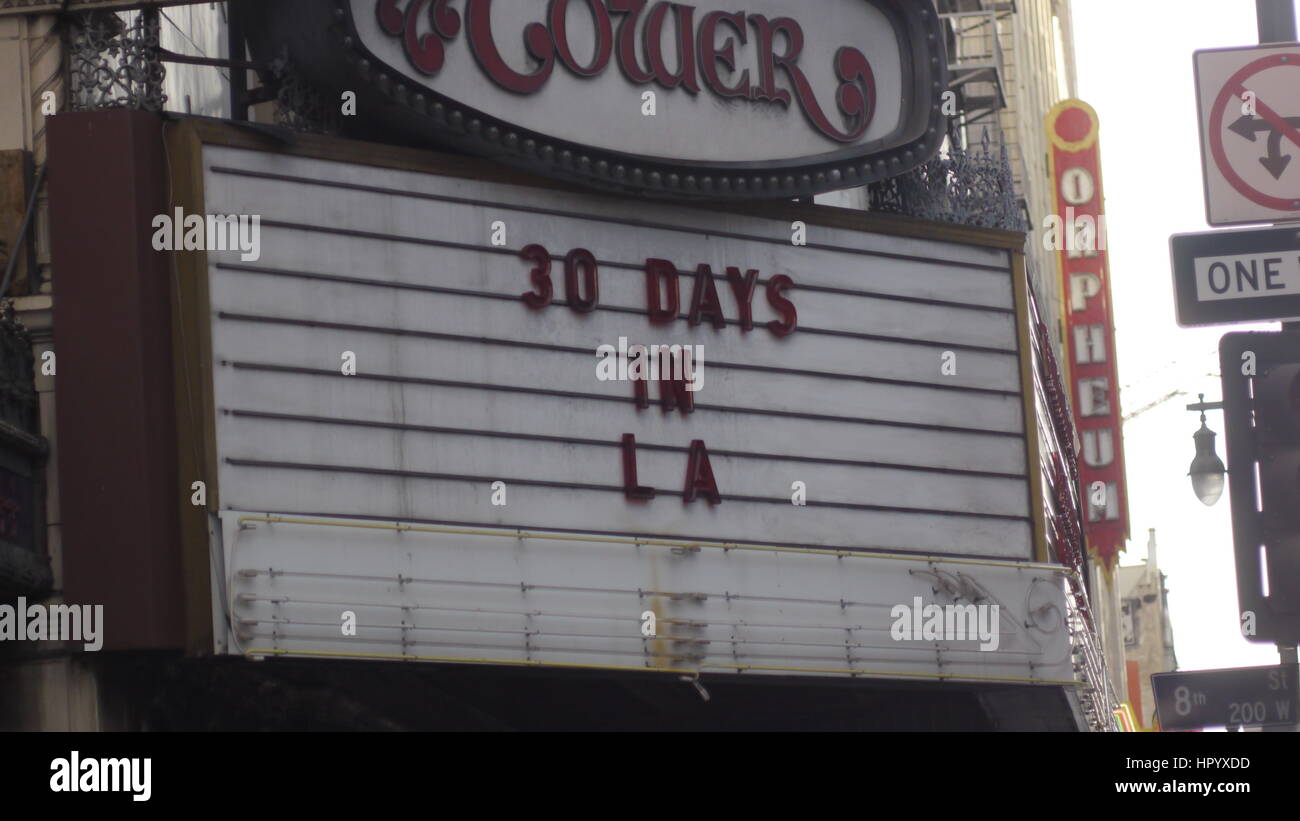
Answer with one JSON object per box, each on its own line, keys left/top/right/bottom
{"left": 1071, "top": 0, "right": 1300, "bottom": 672}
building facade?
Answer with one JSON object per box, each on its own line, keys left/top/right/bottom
{"left": 937, "top": 0, "right": 1080, "bottom": 341}
{"left": 934, "top": 0, "right": 1138, "bottom": 710}
{"left": 2, "top": 0, "right": 1122, "bottom": 731}
{"left": 1119, "top": 530, "right": 1179, "bottom": 729}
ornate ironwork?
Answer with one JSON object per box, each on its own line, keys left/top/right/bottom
{"left": 868, "top": 130, "right": 1027, "bottom": 232}
{"left": 267, "top": 49, "right": 338, "bottom": 136}
{"left": 1067, "top": 587, "right": 1123, "bottom": 732}
{"left": 67, "top": 9, "right": 166, "bottom": 112}
{"left": 0, "top": 303, "right": 37, "bottom": 437}
{"left": 0, "top": 302, "right": 51, "bottom": 602}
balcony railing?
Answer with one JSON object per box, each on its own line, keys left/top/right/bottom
{"left": 0, "top": 305, "right": 51, "bottom": 601}
{"left": 867, "top": 130, "right": 1026, "bottom": 232}
{"left": 940, "top": 7, "right": 1008, "bottom": 128}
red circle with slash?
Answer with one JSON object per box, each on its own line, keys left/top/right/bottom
{"left": 1209, "top": 53, "right": 1300, "bottom": 212}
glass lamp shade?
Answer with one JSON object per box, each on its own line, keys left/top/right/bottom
{"left": 1189, "top": 470, "right": 1225, "bottom": 507}
{"left": 1188, "top": 421, "right": 1226, "bottom": 506}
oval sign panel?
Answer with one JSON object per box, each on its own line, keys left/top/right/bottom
{"left": 245, "top": 0, "right": 948, "bottom": 199}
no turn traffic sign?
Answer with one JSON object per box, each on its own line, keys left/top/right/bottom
{"left": 1195, "top": 43, "right": 1300, "bottom": 226}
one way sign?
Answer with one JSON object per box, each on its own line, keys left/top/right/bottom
{"left": 1195, "top": 43, "right": 1300, "bottom": 226}
{"left": 1170, "top": 225, "right": 1300, "bottom": 326}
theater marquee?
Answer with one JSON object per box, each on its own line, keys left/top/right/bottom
{"left": 241, "top": 0, "right": 948, "bottom": 199}
{"left": 157, "top": 120, "right": 1076, "bottom": 685}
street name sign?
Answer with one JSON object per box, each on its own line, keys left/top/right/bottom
{"left": 1153, "top": 664, "right": 1299, "bottom": 730}
{"left": 1170, "top": 224, "right": 1300, "bottom": 326}
{"left": 1194, "top": 43, "right": 1300, "bottom": 227}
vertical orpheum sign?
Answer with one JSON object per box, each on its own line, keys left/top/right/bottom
{"left": 1046, "top": 99, "right": 1129, "bottom": 570}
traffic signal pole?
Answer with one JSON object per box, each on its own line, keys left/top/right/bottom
{"left": 1256, "top": 0, "right": 1298, "bottom": 43}
{"left": 1257, "top": 1, "right": 1300, "bottom": 679}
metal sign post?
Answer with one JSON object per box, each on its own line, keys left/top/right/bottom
{"left": 1171, "top": 6, "right": 1300, "bottom": 691}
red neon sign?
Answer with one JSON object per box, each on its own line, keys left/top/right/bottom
{"left": 1046, "top": 99, "right": 1130, "bottom": 570}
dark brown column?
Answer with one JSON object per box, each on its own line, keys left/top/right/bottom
{"left": 48, "top": 110, "right": 184, "bottom": 651}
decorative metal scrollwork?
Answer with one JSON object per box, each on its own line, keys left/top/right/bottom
{"left": 68, "top": 10, "right": 167, "bottom": 112}
{"left": 0, "top": 303, "right": 37, "bottom": 436}
{"left": 268, "top": 49, "right": 338, "bottom": 136}
{"left": 868, "top": 130, "right": 1026, "bottom": 233}
{"left": 0, "top": 302, "right": 51, "bottom": 602}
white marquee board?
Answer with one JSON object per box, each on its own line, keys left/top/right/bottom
{"left": 192, "top": 141, "right": 1066, "bottom": 682}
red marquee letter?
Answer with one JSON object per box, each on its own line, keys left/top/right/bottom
{"left": 689, "top": 264, "right": 727, "bottom": 329}
{"left": 564, "top": 248, "right": 599, "bottom": 313}
{"left": 749, "top": 14, "right": 873, "bottom": 142}
{"left": 622, "top": 434, "right": 656, "bottom": 500}
{"left": 645, "top": 1, "right": 700, "bottom": 93}
{"left": 466, "top": 0, "right": 556, "bottom": 93}
{"left": 725, "top": 266, "right": 760, "bottom": 331}
{"left": 609, "top": 0, "right": 654, "bottom": 83}
{"left": 550, "top": 0, "right": 613, "bottom": 77}
{"left": 699, "top": 11, "right": 749, "bottom": 98}
{"left": 748, "top": 14, "right": 792, "bottom": 105}
{"left": 519, "top": 244, "right": 553, "bottom": 309}
{"left": 658, "top": 349, "right": 695, "bottom": 414}
{"left": 683, "top": 440, "right": 721, "bottom": 505}
{"left": 765, "top": 273, "right": 797, "bottom": 337}
{"left": 645, "top": 258, "right": 681, "bottom": 324}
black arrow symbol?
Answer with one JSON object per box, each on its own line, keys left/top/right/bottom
{"left": 1263, "top": 128, "right": 1294, "bottom": 179}
{"left": 1227, "top": 113, "right": 1300, "bottom": 141}
{"left": 1228, "top": 114, "right": 1300, "bottom": 180}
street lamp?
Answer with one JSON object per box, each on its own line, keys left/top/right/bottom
{"left": 1187, "top": 394, "right": 1226, "bottom": 506}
